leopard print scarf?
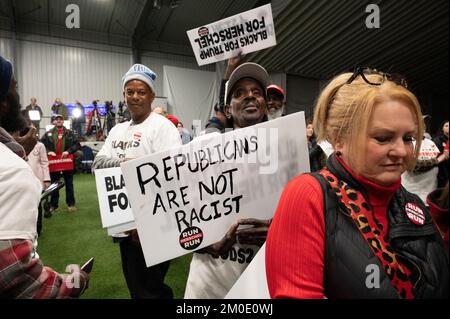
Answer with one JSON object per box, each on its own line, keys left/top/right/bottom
{"left": 319, "top": 168, "right": 416, "bottom": 299}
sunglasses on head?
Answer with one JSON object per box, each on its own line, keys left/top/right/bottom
{"left": 324, "top": 67, "right": 409, "bottom": 125}
{"left": 346, "top": 66, "right": 408, "bottom": 89}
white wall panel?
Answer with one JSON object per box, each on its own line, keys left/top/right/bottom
{"left": 141, "top": 52, "right": 215, "bottom": 97}
{"left": 3, "top": 34, "right": 219, "bottom": 135}
{"left": 16, "top": 40, "right": 132, "bottom": 129}
{"left": 0, "top": 37, "right": 14, "bottom": 62}
{"left": 163, "top": 65, "right": 218, "bottom": 135}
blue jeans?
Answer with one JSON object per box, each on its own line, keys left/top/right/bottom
{"left": 50, "top": 170, "right": 75, "bottom": 208}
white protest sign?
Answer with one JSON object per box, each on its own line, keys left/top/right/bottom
{"left": 186, "top": 4, "right": 276, "bottom": 66}
{"left": 28, "top": 110, "right": 41, "bottom": 121}
{"left": 106, "top": 221, "right": 136, "bottom": 236}
{"left": 94, "top": 167, "right": 135, "bottom": 231}
{"left": 225, "top": 243, "right": 269, "bottom": 299}
{"left": 121, "top": 112, "right": 310, "bottom": 267}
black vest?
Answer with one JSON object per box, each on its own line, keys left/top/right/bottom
{"left": 312, "top": 155, "right": 449, "bottom": 299}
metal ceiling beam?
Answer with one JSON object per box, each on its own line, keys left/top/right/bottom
{"left": 296, "top": 0, "right": 395, "bottom": 75}
{"left": 302, "top": 1, "right": 418, "bottom": 76}
{"left": 251, "top": 0, "right": 310, "bottom": 65}
{"left": 0, "top": 1, "right": 9, "bottom": 17}
{"left": 317, "top": 0, "right": 441, "bottom": 76}
{"left": 219, "top": 0, "right": 236, "bottom": 20}
{"left": 355, "top": 2, "right": 446, "bottom": 73}
{"left": 47, "top": 0, "right": 51, "bottom": 36}
{"left": 106, "top": 0, "right": 118, "bottom": 46}
{"left": 9, "top": 0, "right": 16, "bottom": 31}
{"left": 10, "top": 18, "right": 131, "bottom": 48}
{"left": 132, "top": 0, "right": 153, "bottom": 63}
{"left": 368, "top": 40, "right": 448, "bottom": 82}
{"left": 277, "top": 0, "right": 364, "bottom": 74}
{"left": 132, "top": 0, "right": 153, "bottom": 40}
{"left": 405, "top": 52, "right": 448, "bottom": 85}
{"left": 155, "top": 9, "right": 174, "bottom": 41}
{"left": 107, "top": 0, "right": 118, "bottom": 35}
{"left": 16, "top": 0, "right": 42, "bottom": 18}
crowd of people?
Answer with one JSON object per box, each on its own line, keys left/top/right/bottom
{"left": 23, "top": 95, "right": 194, "bottom": 150}
{"left": 1, "top": 51, "right": 448, "bottom": 299}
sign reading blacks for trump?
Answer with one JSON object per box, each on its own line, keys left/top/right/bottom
{"left": 186, "top": 4, "right": 276, "bottom": 66}
{"left": 120, "top": 112, "right": 310, "bottom": 267}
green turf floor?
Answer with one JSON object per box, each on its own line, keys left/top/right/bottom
{"left": 37, "top": 173, "right": 192, "bottom": 299}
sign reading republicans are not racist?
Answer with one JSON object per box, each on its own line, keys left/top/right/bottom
{"left": 120, "top": 112, "right": 309, "bottom": 267}
{"left": 187, "top": 4, "right": 276, "bottom": 66}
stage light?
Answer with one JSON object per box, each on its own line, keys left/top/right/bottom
{"left": 73, "top": 108, "right": 82, "bottom": 118}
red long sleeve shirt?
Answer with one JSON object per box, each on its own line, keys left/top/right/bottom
{"left": 266, "top": 159, "right": 400, "bottom": 299}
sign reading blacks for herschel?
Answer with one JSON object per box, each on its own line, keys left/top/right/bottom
{"left": 187, "top": 4, "right": 276, "bottom": 66}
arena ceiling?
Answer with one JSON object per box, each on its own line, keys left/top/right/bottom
{"left": 0, "top": 0, "right": 448, "bottom": 94}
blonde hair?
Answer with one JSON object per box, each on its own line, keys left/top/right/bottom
{"left": 313, "top": 72, "right": 424, "bottom": 170}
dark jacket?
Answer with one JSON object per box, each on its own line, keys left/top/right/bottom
{"left": 432, "top": 134, "right": 449, "bottom": 188}
{"left": 205, "top": 117, "right": 225, "bottom": 134}
{"left": 308, "top": 137, "right": 325, "bottom": 172}
{"left": 313, "top": 155, "right": 449, "bottom": 299}
{"left": 41, "top": 126, "right": 80, "bottom": 154}
{"left": 427, "top": 187, "right": 449, "bottom": 250}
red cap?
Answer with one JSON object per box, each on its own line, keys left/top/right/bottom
{"left": 166, "top": 114, "right": 179, "bottom": 127}
{"left": 267, "top": 84, "right": 285, "bottom": 99}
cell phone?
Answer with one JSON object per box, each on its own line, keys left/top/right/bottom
{"left": 40, "top": 181, "right": 65, "bottom": 201}
{"left": 81, "top": 257, "right": 94, "bottom": 273}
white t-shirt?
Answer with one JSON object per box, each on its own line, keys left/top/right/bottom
{"left": 97, "top": 112, "right": 182, "bottom": 160}
{"left": 183, "top": 131, "right": 260, "bottom": 299}
{"left": 402, "top": 138, "right": 440, "bottom": 204}
{"left": 184, "top": 243, "right": 261, "bottom": 299}
{"left": 95, "top": 113, "right": 182, "bottom": 237}
{"left": 0, "top": 143, "right": 41, "bottom": 241}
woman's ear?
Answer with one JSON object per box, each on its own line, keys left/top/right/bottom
{"left": 333, "top": 140, "right": 344, "bottom": 155}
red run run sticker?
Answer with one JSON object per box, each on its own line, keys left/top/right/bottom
{"left": 133, "top": 132, "right": 142, "bottom": 141}
{"left": 179, "top": 226, "right": 204, "bottom": 250}
{"left": 197, "top": 27, "right": 209, "bottom": 37}
{"left": 405, "top": 203, "right": 425, "bottom": 226}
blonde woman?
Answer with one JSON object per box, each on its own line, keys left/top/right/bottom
{"left": 266, "top": 67, "right": 448, "bottom": 299}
